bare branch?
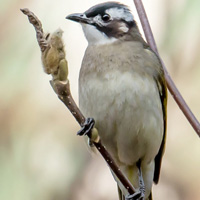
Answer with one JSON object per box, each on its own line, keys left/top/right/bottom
{"left": 133, "top": 0, "right": 200, "bottom": 137}
{"left": 21, "top": 8, "right": 137, "bottom": 196}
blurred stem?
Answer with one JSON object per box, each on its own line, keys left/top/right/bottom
{"left": 133, "top": 0, "right": 200, "bottom": 137}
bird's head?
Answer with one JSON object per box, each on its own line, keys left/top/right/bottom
{"left": 66, "top": 2, "right": 139, "bottom": 45}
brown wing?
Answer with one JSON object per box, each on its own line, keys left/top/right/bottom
{"left": 153, "top": 73, "right": 167, "bottom": 184}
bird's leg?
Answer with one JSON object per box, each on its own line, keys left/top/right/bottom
{"left": 125, "top": 161, "right": 146, "bottom": 200}
{"left": 136, "top": 160, "right": 145, "bottom": 200}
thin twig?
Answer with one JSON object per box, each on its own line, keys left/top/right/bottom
{"left": 21, "top": 8, "right": 137, "bottom": 196}
{"left": 20, "top": 8, "right": 48, "bottom": 52}
{"left": 134, "top": 0, "right": 200, "bottom": 137}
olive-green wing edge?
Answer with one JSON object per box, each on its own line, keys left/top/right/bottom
{"left": 153, "top": 73, "right": 167, "bottom": 184}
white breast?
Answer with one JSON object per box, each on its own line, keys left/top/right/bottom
{"left": 79, "top": 69, "right": 163, "bottom": 165}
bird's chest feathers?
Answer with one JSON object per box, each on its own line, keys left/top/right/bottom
{"left": 80, "top": 70, "right": 159, "bottom": 118}
{"left": 80, "top": 69, "right": 163, "bottom": 163}
{"left": 79, "top": 44, "right": 163, "bottom": 164}
{"left": 79, "top": 42, "right": 161, "bottom": 119}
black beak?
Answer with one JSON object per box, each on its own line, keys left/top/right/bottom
{"left": 66, "top": 13, "right": 93, "bottom": 25}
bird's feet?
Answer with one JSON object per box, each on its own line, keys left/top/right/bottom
{"left": 138, "top": 171, "right": 145, "bottom": 199}
{"left": 77, "top": 118, "right": 100, "bottom": 143}
{"left": 125, "top": 191, "right": 144, "bottom": 200}
{"left": 77, "top": 117, "right": 95, "bottom": 136}
{"left": 136, "top": 161, "right": 145, "bottom": 200}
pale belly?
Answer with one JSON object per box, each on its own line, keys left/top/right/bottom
{"left": 79, "top": 71, "right": 163, "bottom": 166}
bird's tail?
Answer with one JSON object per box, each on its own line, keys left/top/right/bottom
{"left": 148, "top": 191, "right": 153, "bottom": 200}
{"left": 117, "top": 186, "right": 125, "bottom": 200}
{"left": 117, "top": 186, "right": 153, "bottom": 200}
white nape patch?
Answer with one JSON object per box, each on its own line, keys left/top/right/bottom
{"left": 106, "top": 7, "right": 134, "bottom": 22}
{"left": 118, "top": 22, "right": 129, "bottom": 33}
{"left": 81, "top": 24, "right": 117, "bottom": 45}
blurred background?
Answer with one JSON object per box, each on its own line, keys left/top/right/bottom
{"left": 0, "top": 0, "right": 200, "bottom": 199}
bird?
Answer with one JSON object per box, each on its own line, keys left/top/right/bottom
{"left": 66, "top": 2, "right": 167, "bottom": 200}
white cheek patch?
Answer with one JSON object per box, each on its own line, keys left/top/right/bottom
{"left": 106, "top": 8, "right": 134, "bottom": 22}
{"left": 81, "top": 24, "right": 117, "bottom": 45}
{"left": 118, "top": 23, "right": 129, "bottom": 33}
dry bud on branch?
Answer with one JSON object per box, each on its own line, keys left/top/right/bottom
{"left": 41, "top": 29, "right": 68, "bottom": 82}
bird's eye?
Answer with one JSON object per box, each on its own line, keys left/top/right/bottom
{"left": 101, "top": 14, "right": 111, "bottom": 22}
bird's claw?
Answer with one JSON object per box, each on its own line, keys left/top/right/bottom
{"left": 137, "top": 161, "right": 145, "bottom": 199}
{"left": 77, "top": 118, "right": 95, "bottom": 137}
{"left": 125, "top": 191, "right": 144, "bottom": 200}
{"left": 139, "top": 184, "right": 145, "bottom": 198}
